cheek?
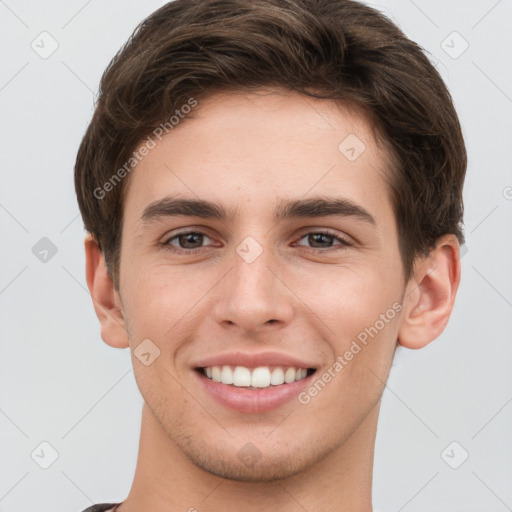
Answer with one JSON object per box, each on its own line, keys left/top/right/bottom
{"left": 122, "top": 261, "right": 217, "bottom": 340}
{"left": 292, "top": 262, "right": 402, "bottom": 406}
{"left": 297, "top": 272, "right": 401, "bottom": 417}
{"left": 295, "top": 262, "right": 401, "bottom": 341}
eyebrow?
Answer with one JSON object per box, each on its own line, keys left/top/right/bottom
{"left": 140, "top": 196, "right": 376, "bottom": 226}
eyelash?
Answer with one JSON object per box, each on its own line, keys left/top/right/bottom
{"left": 161, "top": 229, "right": 353, "bottom": 254}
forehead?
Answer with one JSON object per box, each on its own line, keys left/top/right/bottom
{"left": 122, "top": 89, "right": 395, "bottom": 227}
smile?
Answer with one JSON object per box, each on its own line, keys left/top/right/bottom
{"left": 199, "top": 365, "right": 316, "bottom": 389}
{"left": 194, "top": 360, "right": 318, "bottom": 413}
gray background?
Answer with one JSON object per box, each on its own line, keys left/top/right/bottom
{"left": 0, "top": 0, "right": 511, "bottom": 511}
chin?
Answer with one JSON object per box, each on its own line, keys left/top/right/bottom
{"left": 187, "top": 447, "right": 314, "bottom": 482}
{"left": 168, "top": 425, "right": 338, "bottom": 483}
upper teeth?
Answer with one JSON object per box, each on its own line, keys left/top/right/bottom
{"left": 204, "top": 365, "right": 309, "bottom": 388}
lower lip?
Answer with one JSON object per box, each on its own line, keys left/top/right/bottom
{"left": 195, "top": 370, "right": 315, "bottom": 413}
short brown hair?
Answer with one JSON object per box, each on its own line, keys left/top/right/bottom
{"left": 74, "top": 0, "right": 466, "bottom": 289}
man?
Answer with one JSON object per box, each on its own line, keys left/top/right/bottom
{"left": 74, "top": 0, "right": 466, "bottom": 510}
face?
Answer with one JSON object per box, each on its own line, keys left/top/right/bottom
{"left": 117, "top": 89, "right": 407, "bottom": 481}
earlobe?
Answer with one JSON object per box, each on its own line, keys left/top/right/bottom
{"left": 398, "top": 234, "right": 461, "bottom": 349}
{"left": 84, "top": 235, "right": 130, "bottom": 349}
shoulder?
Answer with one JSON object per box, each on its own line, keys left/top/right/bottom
{"left": 80, "top": 504, "right": 120, "bottom": 512}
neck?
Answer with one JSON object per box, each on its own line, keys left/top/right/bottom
{"left": 119, "top": 401, "right": 380, "bottom": 512}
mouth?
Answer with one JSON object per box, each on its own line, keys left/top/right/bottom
{"left": 196, "top": 365, "right": 317, "bottom": 389}
{"left": 193, "top": 362, "right": 318, "bottom": 413}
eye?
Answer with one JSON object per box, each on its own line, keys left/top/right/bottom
{"left": 163, "top": 231, "right": 215, "bottom": 252}
{"left": 295, "top": 231, "right": 352, "bottom": 250}
{"left": 160, "top": 229, "right": 352, "bottom": 255}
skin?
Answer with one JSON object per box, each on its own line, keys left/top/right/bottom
{"left": 85, "top": 88, "right": 461, "bottom": 512}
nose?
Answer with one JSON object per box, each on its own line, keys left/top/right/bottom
{"left": 212, "top": 245, "right": 294, "bottom": 334}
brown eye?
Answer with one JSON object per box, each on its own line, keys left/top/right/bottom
{"left": 177, "top": 232, "right": 203, "bottom": 249}
{"left": 164, "top": 231, "right": 214, "bottom": 251}
{"left": 307, "top": 233, "right": 334, "bottom": 248}
{"left": 296, "top": 231, "right": 351, "bottom": 250}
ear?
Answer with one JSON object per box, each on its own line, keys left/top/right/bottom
{"left": 84, "top": 234, "right": 129, "bottom": 349}
{"left": 398, "top": 234, "right": 461, "bottom": 349}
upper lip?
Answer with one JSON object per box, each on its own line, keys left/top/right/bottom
{"left": 193, "top": 351, "right": 318, "bottom": 369}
